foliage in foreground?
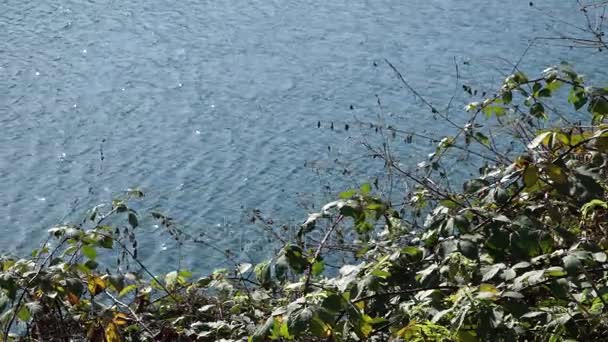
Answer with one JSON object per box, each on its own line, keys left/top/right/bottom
{"left": 1, "top": 63, "right": 608, "bottom": 341}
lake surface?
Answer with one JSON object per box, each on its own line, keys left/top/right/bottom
{"left": 2, "top": 0, "right": 606, "bottom": 273}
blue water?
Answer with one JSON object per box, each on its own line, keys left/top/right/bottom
{"left": 1, "top": 0, "right": 606, "bottom": 273}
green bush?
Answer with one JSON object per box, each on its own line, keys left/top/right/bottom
{"left": 0, "top": 64, "right": 607, "bottom": 341}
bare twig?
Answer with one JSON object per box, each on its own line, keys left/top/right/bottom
{"left": 105, "top": 290, "right": 155, "bottom": 336}
{"left": 303, "top": 215, "right": 344, "bottom": 294}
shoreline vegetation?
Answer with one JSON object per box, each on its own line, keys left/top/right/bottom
{"left": 3, "top": 3, "right": 608, "bottom": 342}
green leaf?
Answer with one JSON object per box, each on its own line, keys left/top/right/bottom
{"left": 493, "top": 187, "right": 509, "bottom": 205}
{"left": 113, "top": 200, "right": 128, "bottom": 213}
{"left": 339, "top": 189, "right": 357, "bottom": 199}
{"left": 81, "top": 245, "right": 97, "bottom": 260}
{"left": 322, "top": 294, "right": 343, "bottom": 313}
{"left": 99, "top": 236, "right": 113, "bottom": 249}
{"left": 563, "top": 255, "right": 582, "bottom": 275}
{"left": 310, "top": 316, "right": 331, "bottom": 337}
{"left": 402, "top": 246, "right": 423, "bottom": 259}
{"left": 482, "top": 263, "right": 506, "bottom": 282}
{"left": 546, "top": 80, "right": 563, "bottom": 92}
{"left": 502, "top": 91, "right": 513, "bottom": 104}
{"left": 568, "top": 88, "right": 588, "bottom": 110}
{"left": 482, "top": 105, "right": 506, "bottom": 118}
{"left": 593, "top": 252, "right": 607, "bottom": 263}
{"left": 108, "top": 274, "right": 125, "bottom": 293}
{"left": 459, "top": 240, "right": 478, "bottom": 260}
{"left": 284, "top": 245, "right": 308, "bottom": 274}
{"left": 0, "top": 294, "right": 8, "bottom": 313}
{"left": 360, "top": 183, "right": 371, "bottom": 194}
{"left": 528, "top": 131, "right": 552, "bottom": 149}
{"left": 523, "top": 165, "right": 539, "bottom": 188}
{"left": 250, "top": 316, "right": 275, "bottom": 342}
{"left": 502, "top": 291, "right": 524, "bottom": 299}
{"left": 463, "top": 179, "right": 489, "bottom": 194}
{"left": 254, "top": 261, "right": 272, "bottom": 287}
{"left": 312, "top": 260, "right": 325, "bottom": 276}
{"left": 521, "top": 311, "right": 546, "bottom": 320}
{"left": 475, "top": 132, "right": 490, "bottom": 147}
{"left": 17, "top": 305, "right": 30, "bottom": 322}
{"left": 589, "top": 96, "right": 608, "bottom": 115}
{"left": 500, "top": 268, "right": 517, "bottom": 281}
{"left": 84, "top": 260, "right": 98, "bottom": 270}
{"left": 118, "top": 284, "right": 138, "bottom": 298}
{"left": 128, "top": 212, "right": 138, "bottom": 228}
{"left": 178, "top": 269, "right": 192, "bottom": 279}
{"left": 165, "top": 271, "right": 178, "bottom": 288}
{"left": 269, "top": 319, "right": 292, "bottom": 340}
{"left": 547, "top": 164, "right": 567, "bottom": 184}
{"left": 513, "top": 71, "right": 529, "bottom": 84}
{"left": 545, "top": 266, "right": 567, "bottom": 277}
{"left": 478, "top": 283, "right": 499, "bottom": 300}
{"left": 530, "top": 102, "right": 546, "bottom": 119}
{"left": 371, "top": 269, "right": 391, "bottom": 278}
{"left": 288, "top": 307, "right": 313, "bottom": 336}
{"left": 237, "top": 263, "right": 252, "bottom": 275}
{"left": 275, "top": 255, "right": 289, "bottom": 282}
{"left": 538, "top": 88, "right": 551, "bottom": 97}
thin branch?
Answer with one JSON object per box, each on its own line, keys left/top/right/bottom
{"left": 104, "top": 290, "right": 155, "bottom": 336}
{"left": 353, "top": 285, "right": 457, "bottom": 303}
{"left": 303, "top": 215, "right": 344, "bottom": 294}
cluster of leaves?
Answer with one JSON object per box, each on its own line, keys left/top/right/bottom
{"left": 0, "top": 64, "right": 607, "bottom": 341}
{"left": 241, "top": 65, "right": 608, "bottom": 341}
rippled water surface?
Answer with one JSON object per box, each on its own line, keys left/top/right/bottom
{"left": 2, "top": 1, "right": 607, "bottom": 272}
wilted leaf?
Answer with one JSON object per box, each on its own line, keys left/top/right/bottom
{"left": 88, "top": 275, "right": 106, "bottom": 296}
{"left": 105, "top": 322, "right": 121, "bottom": 342}
{"left": 67, "top": 292, "right": 80, "bottom": 305}
{"left": 581, "top": 199, "right": 608, "bottom": 218}
{"left": 112, "top": 312, "right": 130, "bottom": 326}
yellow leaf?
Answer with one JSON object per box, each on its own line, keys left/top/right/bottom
{"left": 355, "top": 300, "right": 365, "bottom": 310}
{"left": 395, "top": 320, "right": 419, "bottom": 338}
{"left": 112, "top": 312, "right": 130, "bottom": 326}
{"left": 547, "top": 164, "right": 567, "bottom": 184}
{"left": 478, "top": 283, "right": 499, "bottom": 300}
{"left": 105, "top": 322, "right": 121, "bottom": 342}
{"left": 88, "top": 275, "right": 107, "bottom": 296}
{"left": 479, "top": 283, "right": 498, "bottom": 293}
{"left": 360, "top": 321, "right": 373, "bottom": 337}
